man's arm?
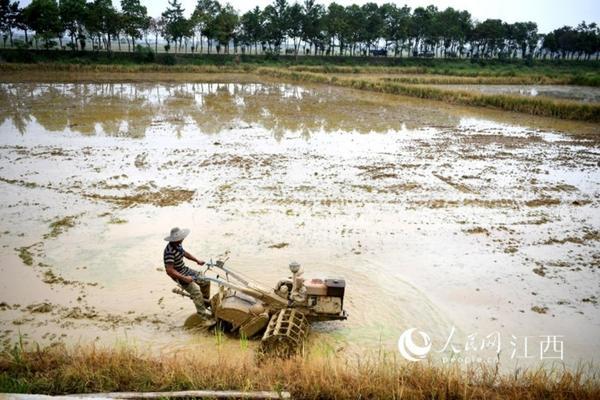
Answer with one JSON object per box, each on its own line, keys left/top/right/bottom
{"left": 165, "top": 263, "right": 193, "bottom": 284}
{"left": 184, "top": 250, "right": 205, "bottom": 265}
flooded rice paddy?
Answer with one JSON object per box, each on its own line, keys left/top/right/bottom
{"left": 0, "top": 76, "right": 598, "bottom": 369}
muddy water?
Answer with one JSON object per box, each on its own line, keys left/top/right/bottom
{"left": 0, "top": 77, "right": 599, "bottom": 369}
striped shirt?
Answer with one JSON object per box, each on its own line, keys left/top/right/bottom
{"left": 164, "top": 243, "right": 194, "bottom": 283}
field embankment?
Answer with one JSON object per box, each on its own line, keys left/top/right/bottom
{"left": 0, "top": 345, "right": 599, "bottom": 399}
{"left": 257, "top": 68, "right": 600, "bottom": 122}
{"left": 285, "top": 65, "right": 600, "bottom": 86}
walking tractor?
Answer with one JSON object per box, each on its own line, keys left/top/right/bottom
{"left": 173, "top": 260, "right": 347, "bottom": 356}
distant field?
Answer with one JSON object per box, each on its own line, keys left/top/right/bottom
{"left": 1, "top": 49, "right": 599, "bottom": 122}
{"left": 258, "top": 68, "right": 600, "bottom": 122}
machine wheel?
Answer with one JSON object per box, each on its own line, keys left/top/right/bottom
{"left": 259, "top": 308, "right": 309, "bottom": 357}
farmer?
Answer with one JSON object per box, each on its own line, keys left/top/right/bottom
{"left": 163, "top": 227, "right": 213, "bottom": 320}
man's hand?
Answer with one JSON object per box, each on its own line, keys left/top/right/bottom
{"left": 196, "top": 260, "right": 205, "bottom": 266}
{"left": 183, "top": 276, "right": 194, "bottom": 284}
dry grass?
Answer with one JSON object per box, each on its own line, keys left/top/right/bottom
{"left": 0, "top": 63, "right": 255, "bottom": 74}
{"left": 0, "top": 344, "right": 598, "bottom": 399}
{"left": 258, "top": 68, "right": 600, "bottom": 122}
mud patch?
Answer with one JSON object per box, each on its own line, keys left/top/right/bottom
{"left": 542, "top": 230, "right": 599, "bottom": 245}
{"left": 268, "top": 242, "right": 290, "bottom": 249}
{"left": 85, "top": 187, "right": 195, "bottom": 208}
{"left": 356, "top": 163, "right": 398, "bottom": 180}
{"left": 525, "top": 198, "right": 561, "bottom": 208}
{"left": 531, "top": 306, "right": 549, "bottom": 314}
{"left": 463, "top": 227, "right": 490, "bottom": 235}
{"left": 42, "top": 269, "right": 98, "bottom": 288}
{"left": 26, "top": 303, "right": 54, "bottom": 313}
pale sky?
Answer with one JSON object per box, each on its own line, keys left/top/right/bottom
{"left": 18, "top": 0, "right": 600, "bottom": 33}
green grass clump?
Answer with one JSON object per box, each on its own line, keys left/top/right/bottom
{"left": 45, "top": 216, "right": 78, "bottom": 239}
{"left": 15, "top": 247, "right": 34, "bottom": 266}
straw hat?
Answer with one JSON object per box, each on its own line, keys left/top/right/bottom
{"left": 164, "top": 227, "right": 190, "bottom": 242}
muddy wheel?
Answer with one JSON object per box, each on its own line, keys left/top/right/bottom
{"left": 259, "top": 308, "right": 309, "bottom": 358}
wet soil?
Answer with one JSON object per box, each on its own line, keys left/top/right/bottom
{"left": 0, "top": 74, "right": 598, "bottom": 369}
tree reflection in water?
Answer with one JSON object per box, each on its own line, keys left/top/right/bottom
{"left": 0, "top": 82, "right": 461, "bottom": 138}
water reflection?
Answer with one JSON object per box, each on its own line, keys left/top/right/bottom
{"left": 0, "top": 82, "right": 462, "bottom": 138}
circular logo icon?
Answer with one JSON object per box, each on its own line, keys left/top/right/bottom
{"left": 398, "top": 328, "right": 432, "bottom": 362}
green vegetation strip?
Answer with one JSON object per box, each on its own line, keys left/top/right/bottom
{"left": 0, "top": 345, "right": 598, "bottom": 399}
{"left": 259, "top": 68, "right": 600, "bottom": 122}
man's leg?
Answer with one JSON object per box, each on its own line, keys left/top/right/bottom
{"left": 199, "top": 280, "right": 210, "bottom": 302}
{"left": 183, "top": 281, "right": 209, "bottom": 315}
{"left": 188, "top": 269, "right": 211, "bottom": 304}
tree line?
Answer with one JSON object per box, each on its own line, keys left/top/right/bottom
{"left": 1, "top": 0, "right": 598, "bottom": 60}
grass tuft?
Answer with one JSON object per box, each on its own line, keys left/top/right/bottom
{"left": 0, "top": 345, "right": 598, "bottom": 399}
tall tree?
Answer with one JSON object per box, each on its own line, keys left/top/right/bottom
{"left": 262, "top": 0, "right": 288, "bottom": 53}
{"left": 21, "top": 0, "right": 63, "bottom": 49}
{"left": 192, "top": 0, "right": 221, "bottom": 54}
{"left": 240, "top": 6, "right": 263, "bottom": 54}
{"left": 0, "top": 0, "right": 20, "bottom": 47}
{"left": 472, "top": 19, "right": 506, "bottom": 57}
{"left": 147, "top": 16, "right": 163, "bottom": 52}
{"left": 59, "top": 0, "right": 86, "bottom": 50}
{"left": 84, "top": 0, "right": 119, "bottom": 51}
{"left": 381, "top": 4, "right": 411, "bottom": 57}
{"left": 121, "top": 0, "right": 149, "bottom": 51}
{"left": 210, "top": 3, "right": 238, "bottom": 53}
{"left": 360, "top": 2, "right": 382, "bottom": 54}
{"left": 436, "top": 7, "right": 470, "bottom": 57}
{"left": 323, "top": 2, "right": 345, "bottom": 55}
{"left": 301, "top": 0, "right": 324, "bottom": 55}
{"left": 161, "top": 0, "right": 190, "bottom": 52}
{"left": 343, "top": 4, "right": 364, "bottom": 56}
{"left": 286, "top": 2, "right": 303, "bottom": 55}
